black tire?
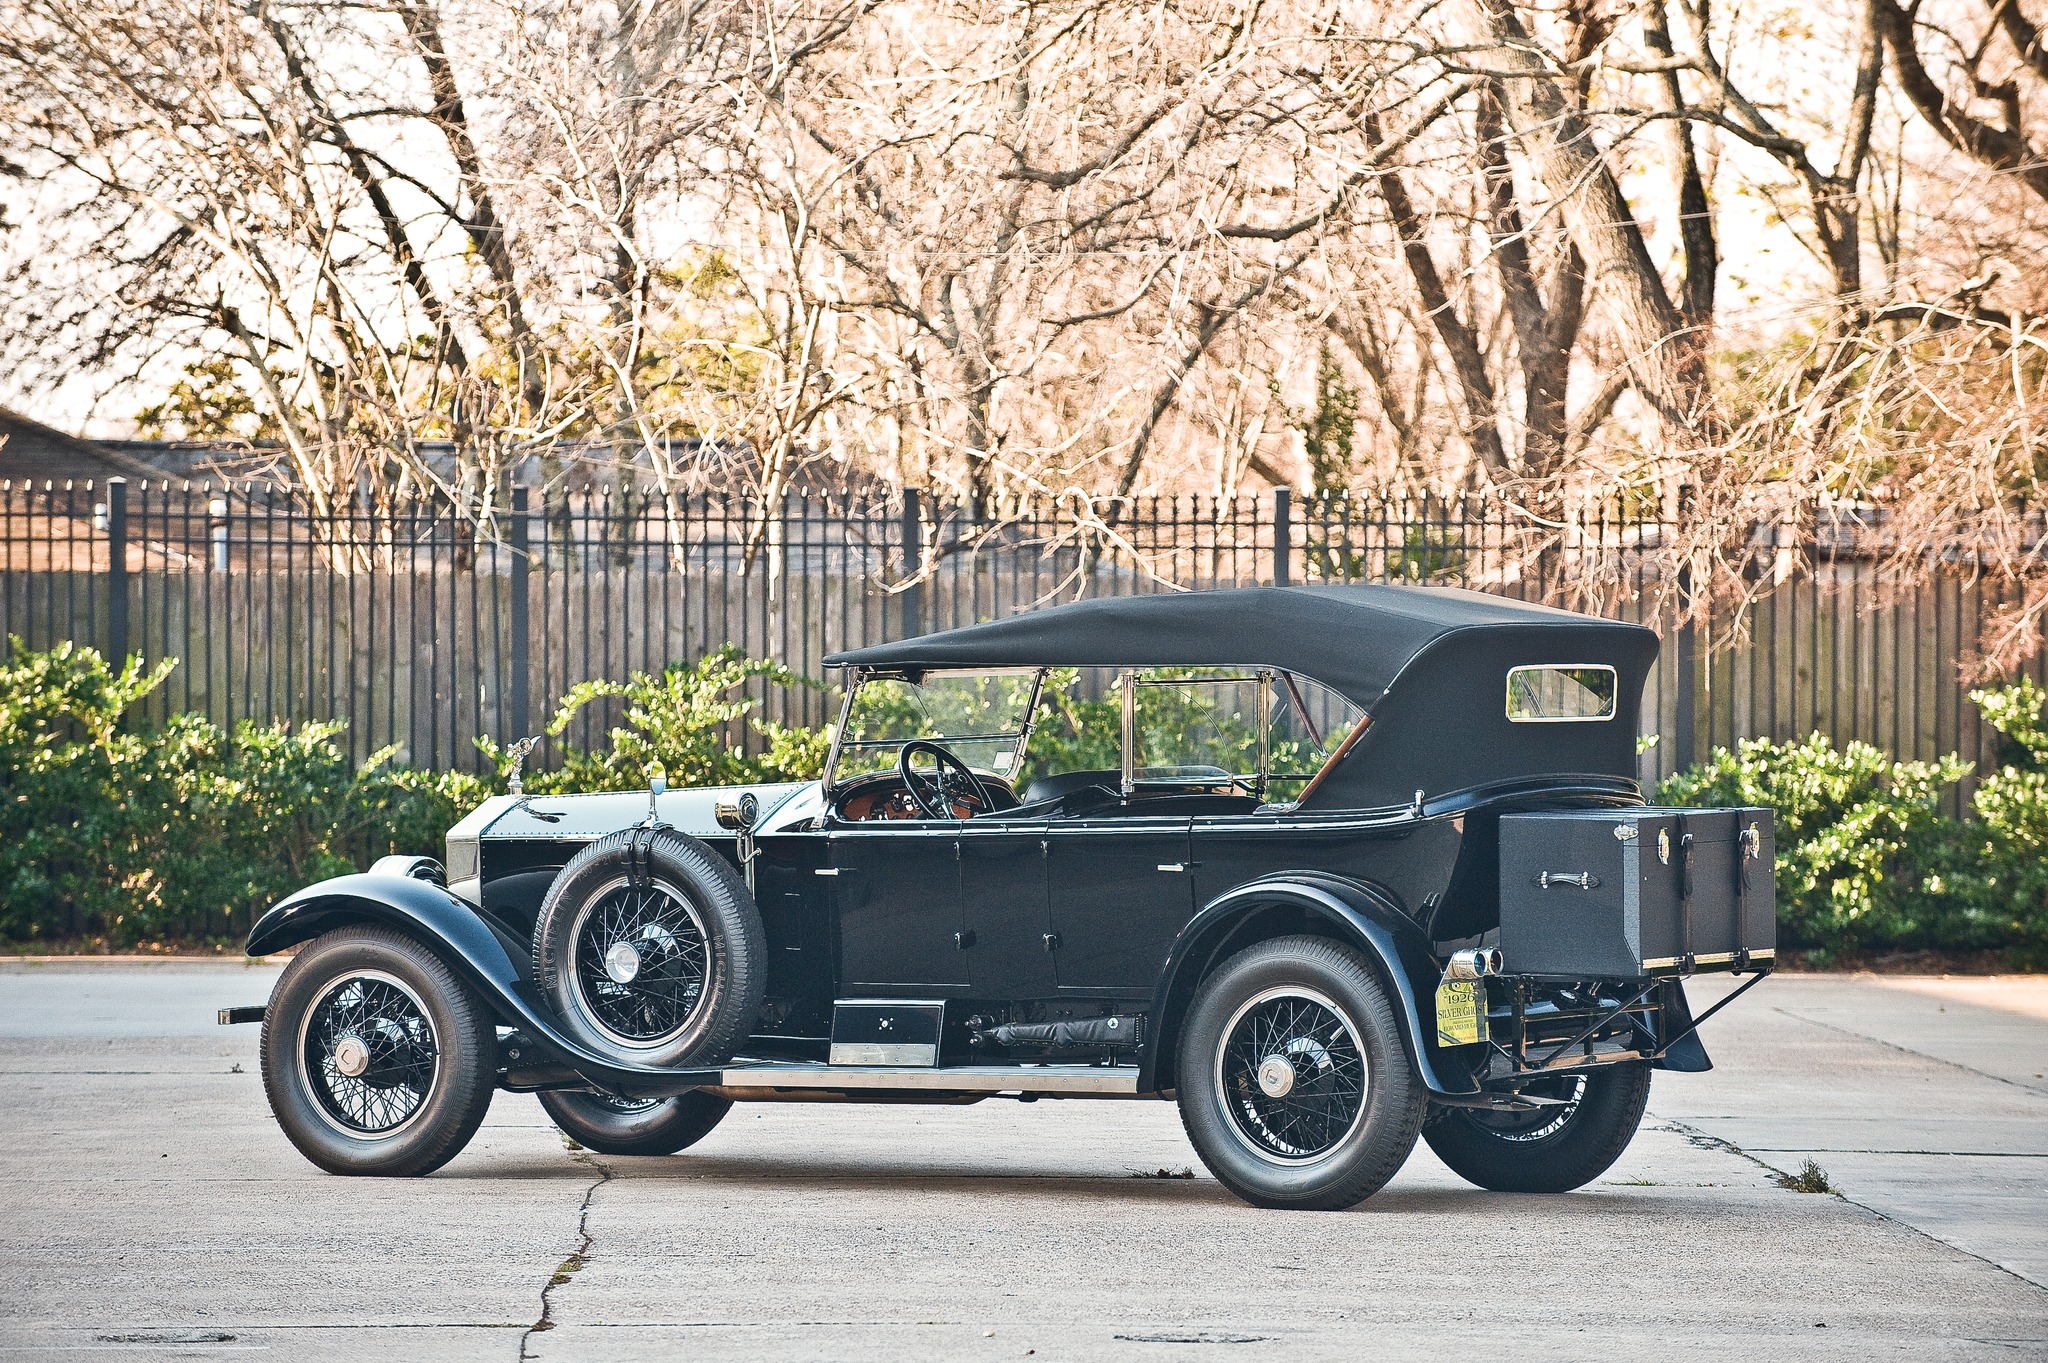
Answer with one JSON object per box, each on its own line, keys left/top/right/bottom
{"left": 538, "top": 1089, "right": 734, "bottom": 1156}
{"left": 531, "top": 828, "right": 765, "bottom": 1069}
{"left": 1423, "top": 1062, "right": 1652, "bottom": 1193}
{"left": 260, "top": 925, "right": 497, "bottom": 1177}
{"left": 1176, "top": 935, "right": 1425, "bottom": 1211}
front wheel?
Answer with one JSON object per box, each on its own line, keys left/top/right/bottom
{"left": 260, "top": 925, "right": 497, "bottom": 1176}
{"left": 538, "top": 1089, "right": 733, "bottom": 1156}
{"left": 1423, "top": 1062, "right": 1651, "bottom": 1193}
{"left": 1176, "top": 935, "right": 1425, "bottom": 1210}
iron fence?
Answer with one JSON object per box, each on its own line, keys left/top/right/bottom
{"left": 4, "top": 477, "right": 2038, "bottom": 808}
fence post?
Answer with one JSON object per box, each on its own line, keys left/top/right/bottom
{"left": 901, "top": 488, "right": 923, "bottom": 639}
{"left": 1272, "top": 486, "right": 1292, "bottom": 587}
{"left": 106, "top": 478, "right": 128, "bottom": 669}
{"left": 509, "top": 486, "right": 531, "bottom": 744}
{"left": 1674, "top": 484, "right": 1696, "bottom": 774}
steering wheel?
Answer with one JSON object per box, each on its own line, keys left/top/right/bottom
{"left": 898, "top": 740, "right": 990, "bottom": 820}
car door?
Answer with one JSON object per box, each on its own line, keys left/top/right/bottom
{"left": 957, "top": 819, "right": 1054, "bottom": 997}
{"left": 1043, "top": 814, "right": 1194, "bottom": 992}
{"left": 825, "top": 821, "right": 969, "bottom": 991}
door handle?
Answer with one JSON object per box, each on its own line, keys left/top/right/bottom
{"left": 1156, "top": 863, "right": 1199, "bottom": 873}
{"left": 815, "top": 868, "right": 854, "bottom": 876}
{"left": 1042, "top": 932, "right": 1061, "bottom": 952}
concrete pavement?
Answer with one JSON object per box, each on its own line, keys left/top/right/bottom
{"left": 1, "top": 960, "right": 2043, "bottom": 1360}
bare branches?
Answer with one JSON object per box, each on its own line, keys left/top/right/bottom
{"left": 1876, "top": 0, "right": 2048, "bottom": 203}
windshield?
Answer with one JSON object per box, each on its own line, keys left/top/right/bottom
{"left": 831, "top": 671, "right": 1043, "bottom": 783}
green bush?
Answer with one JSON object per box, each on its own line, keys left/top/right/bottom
{"left": 476, "top": 644, "right": 831, "bottom": 794}
{"left": 0, "top": 638, "right": 838, "bottom": 945}
{"left": 1658, "top": 681, "right": 2048, "bottom": 964}
{"left": 1938, "top": 678, "right": 2048, "bottom": 963}
{"left": 0, "top": 637, "right": 482, "bottom": 943}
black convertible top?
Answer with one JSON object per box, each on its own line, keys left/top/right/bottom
{"left": 826, "top": 585, "right": 1663, "bottom": 811}
{"left": 826, "top": 584, "right": 1644, "bottom": 713}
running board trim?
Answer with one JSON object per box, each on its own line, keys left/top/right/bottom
{"left": 715, "top": 1061, "right": 1146, "bottom": 1096}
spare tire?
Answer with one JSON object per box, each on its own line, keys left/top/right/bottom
{"left": 531, "top": 828, "right": 765, "bottom": 1068}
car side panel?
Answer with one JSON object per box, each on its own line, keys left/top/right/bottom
{"left": 829, "top": 824, "right": 970, "bottom": 991}
{"left": 1044, "top": 816, "right": 1194, "bottom": 993}
{"left": 1190, "top": 812, "right": 1464, "bottom": 933}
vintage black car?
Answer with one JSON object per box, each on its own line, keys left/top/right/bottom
{"left": 225, "top": 585, "right": 1774, "bottom": 1210}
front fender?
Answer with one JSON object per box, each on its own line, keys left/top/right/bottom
{"left": 1140, "top": 872, "right": 1481, "bottom": 1100}
{"left": 246, "top": 874, "right": 721, "bottom": 1100}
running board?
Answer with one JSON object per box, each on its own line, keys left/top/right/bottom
{"left": 714, "top": 1060, "right": 1150, "bottom": 1097}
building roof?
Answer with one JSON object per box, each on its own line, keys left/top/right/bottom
{"left": 0, "top": 407, "right": 167, "bottom": 485}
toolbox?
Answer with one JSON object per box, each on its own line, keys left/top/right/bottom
{"left": 1497, "top": 808, "right": 1775, "bottom": 978}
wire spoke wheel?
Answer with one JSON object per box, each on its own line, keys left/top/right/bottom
{"left": 1424, "top": 1062, "right": 1651, "bottom": 1193}
{"left": 569, "top": 876, "right": 712, "bottom": 1049}
{"left": 1468, "top": 1075, "right": 1587, "bottom": 1143}
{"left": 532, "top": 829, "right": 764, "bottom": 1072}
{"left": 297, "top": 970, "right": 440, "bottom": 1139}
{"left": 1215, "top": 986, "right": 1370, "bottom": 1164}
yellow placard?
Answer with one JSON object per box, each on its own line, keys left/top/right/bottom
{"left": 1434, "top": 979, "right": 1489, "bottom": 1047}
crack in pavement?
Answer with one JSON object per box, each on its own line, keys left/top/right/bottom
{"left": 1648, "top": 1114, "right": 2048, "bottom": 1296}
{"left": 519, "top": 1150, "right": 612, "bottom": 1360}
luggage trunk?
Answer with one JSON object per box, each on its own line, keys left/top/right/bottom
{"left": 1497, "top": 808, "right": 1775, "bottom": 978}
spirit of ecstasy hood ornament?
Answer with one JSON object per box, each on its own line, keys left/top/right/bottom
{"left": 505, "top": 735, "right": 539, "bottom": 795}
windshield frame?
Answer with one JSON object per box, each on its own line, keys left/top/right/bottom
{"left": 822, "top": 666, "right": 1049, "bottom": 798}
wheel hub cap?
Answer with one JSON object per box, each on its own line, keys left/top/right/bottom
{"left": 332, "top": 1035, "right": 370, "bottom": 1078}
{"left": 604, "top": 941, "right": 642, "bottom": 984}
{"left": 1257, "top": 1054, "right": 1297, "bottom": 1098}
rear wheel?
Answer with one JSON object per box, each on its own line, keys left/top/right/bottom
{"left": 538, "top": 1090, "right": 733, "bottom": 1156}
{"left": 1176, "top": 936, "right": 1424, "bottom": 1210}
{"left": 260, "top": 925, "right": 496, "bottom": 1177}
{"left": 1423, "top": 1062, "right": 1651, "bottom": 1192}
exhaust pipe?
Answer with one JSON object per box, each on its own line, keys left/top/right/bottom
{"left": 1443, "top": 947, "right": 1504, "bottom": 980}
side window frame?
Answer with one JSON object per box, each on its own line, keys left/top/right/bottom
{"left": 1504, "top": 664, "right": 1619, "bottom": 723}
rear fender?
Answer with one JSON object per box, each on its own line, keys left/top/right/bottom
{"left": 1140, "top": 873, "right": 1483, "bottom": 1100}
{"left": 247, "top": 874, "right": 721, "bottom": 1099}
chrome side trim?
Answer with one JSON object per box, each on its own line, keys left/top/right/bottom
{"left": 717, "top": 1061, "right": 1144, "bottom": 1095}
{"left": 1642, "top": 950, "right": 1770, "bottom": 971}
{"left": 828, "top": 1043, "right": 937, "bottom": 1066}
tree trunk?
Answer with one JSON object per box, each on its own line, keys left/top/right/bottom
{"left": 1456, "top": 0, "right": 1703, "bottom": 448}
{"left": 1367, "top": 113, "right": 1510, "bottom": 478}
{"left": 1641, "top": 1, "right": 1718, "bottom": 328}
